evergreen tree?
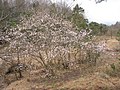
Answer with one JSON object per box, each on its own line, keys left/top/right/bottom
{"left": 89, "top": 22, "right": 107, "bottom": 35}
{"left": 71, "top": 4, "right": 88, "bottom": 30}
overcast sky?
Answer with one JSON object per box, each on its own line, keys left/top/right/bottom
{"left": 52, "top": 0, "right": 120, "bottom": 25}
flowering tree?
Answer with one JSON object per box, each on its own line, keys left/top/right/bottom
{"left": 0, "top": 0, "right": 108, "bottom": 80}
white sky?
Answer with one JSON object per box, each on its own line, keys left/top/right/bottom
{"left": 52, "top": 0, "right": 120, "bottom": 25}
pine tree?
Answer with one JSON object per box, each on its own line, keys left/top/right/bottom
{"left": 71, "top": 4, "right": 88, "bottom": 30}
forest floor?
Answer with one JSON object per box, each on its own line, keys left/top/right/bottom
{"left": 3, "top": 36, "right": 120, "bottom": 90}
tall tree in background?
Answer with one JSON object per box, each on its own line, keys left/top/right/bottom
{"left": 89, "top": 22, "right": 107, "bottom": 35}
{"left": 71, "top": 4, "right": 88, "bottom": 30}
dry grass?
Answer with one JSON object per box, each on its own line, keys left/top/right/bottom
{"left": 3, "top": 37, "right": 120, "bottom": 90}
